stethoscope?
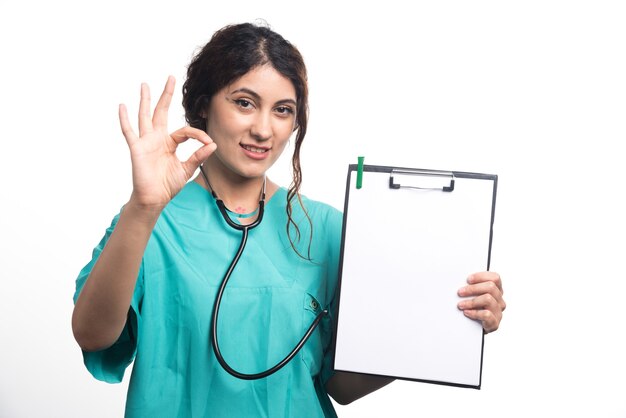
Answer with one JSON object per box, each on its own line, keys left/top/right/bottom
{"left": 200, "top": 166, "right": 328, "bottom": 380}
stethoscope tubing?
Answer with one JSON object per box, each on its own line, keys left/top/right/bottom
{"left": 210, "top": 198, "right": 328, "bottom": 380}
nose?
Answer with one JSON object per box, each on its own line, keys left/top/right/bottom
{"left": 250, "top": 111, "right": 272, "bottom": 142}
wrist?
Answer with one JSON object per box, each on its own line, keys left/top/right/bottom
{"left": 123, "top": 196, "right": 165, "bottom": 225}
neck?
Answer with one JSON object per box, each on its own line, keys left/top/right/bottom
{"left": 197, "top": 163, "right": 269, "bottom": 215}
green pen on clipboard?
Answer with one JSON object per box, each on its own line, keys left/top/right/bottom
{"left": 356, "top": 156, "right": 364, "bottom": 189}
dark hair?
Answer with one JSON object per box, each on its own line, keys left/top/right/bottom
{"left": 182, "top": 22, "right": 312, "bottom": 258}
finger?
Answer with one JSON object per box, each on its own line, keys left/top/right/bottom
{"left": 152, "top": 76, "right": 175, "bottom": 129}
{"left": 119, "top": 104, "right": 137, "bottom": 146}
{"left": 168, "top": 126, "right": 216, "bottom": 174}
{"left": 138, "top": 82, "right": 152, "bottom": 136}
{"left": 458, "top": 279, "right": 501, "bottom": 298}
{"left": 462, "top": 309, "right": 500, "bottom": 333}
{"left": 457, "top": 292, "right": 504, "bottom": 335}
{"left": 459, "top": 281, "right": 506, "bottom": 311}
{"left": 457, "top": 293, "right": 499, "bottom": 312}
{"left": 170, "top": 126, "right": 213, "bottom": 145}
{"left": 182, "top": 143, "right": 218, "bottom": 176}
{"left": 468, "top": 271, "right": 503, "bottom": 294}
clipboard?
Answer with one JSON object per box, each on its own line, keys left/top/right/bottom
{"left": 332, "top": 164, "right": 498, "bottom": 389}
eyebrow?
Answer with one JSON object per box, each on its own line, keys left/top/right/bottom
{"left": 230, "top": 88, "right": 297, "bottom": 107}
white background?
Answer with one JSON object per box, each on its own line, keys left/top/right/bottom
{"left": 1, "top": 1, "right": 625, "bottom": 417}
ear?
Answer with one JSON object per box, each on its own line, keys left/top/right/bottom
{"left": 201, "top": 107, "right": 210, "bottom": 131}
{"left": 201, "top": 100, "right": 211, "bottom": 118}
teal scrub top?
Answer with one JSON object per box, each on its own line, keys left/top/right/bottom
{"left": 74, "top": 182, "right": 343, "bottom": 418}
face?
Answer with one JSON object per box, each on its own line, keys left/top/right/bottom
{"left": 205, "top": 64, "right": 297, "bottom": 181}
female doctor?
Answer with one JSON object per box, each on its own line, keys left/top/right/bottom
{"left": 71, "top": 22, "right": 506, "bottom": 418}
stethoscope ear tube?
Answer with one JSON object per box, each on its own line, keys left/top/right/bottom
{"left": 210, "top": 201, "right": 327, "bottom": 380}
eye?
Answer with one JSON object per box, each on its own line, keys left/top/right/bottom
{"left": 233, "top": 98, "right": 254, "bottom": 110}
{"left": 275, "top": 105, "right": 295, "bottom": 117}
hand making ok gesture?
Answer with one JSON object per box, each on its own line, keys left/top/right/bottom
{"left": 118, "top": 76, "right": 216, "bottom": 211}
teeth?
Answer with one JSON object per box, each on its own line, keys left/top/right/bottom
{"left": 243, "top": 145, "right": 267, "bottom": 153}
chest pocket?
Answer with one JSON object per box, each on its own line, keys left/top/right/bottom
{"left": 214, "top": 287, "right": 327, "bottom": 377}
{"left": 301, "top": 293, "right": 328, "bottom": 376}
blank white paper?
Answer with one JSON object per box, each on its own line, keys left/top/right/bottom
{"left": 333, "top": 168, "right": 496, "bottom": 387}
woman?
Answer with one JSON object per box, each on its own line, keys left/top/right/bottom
{"left": 72, "top": 22, "right": 506, "bottom": 417}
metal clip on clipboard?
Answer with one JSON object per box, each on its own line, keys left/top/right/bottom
{"left": 389, "top": 169, "right": 456, "bottom": 192}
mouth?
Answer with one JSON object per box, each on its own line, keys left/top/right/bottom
{"left": 240, "top": 144, "right": 270, "bottom": 154}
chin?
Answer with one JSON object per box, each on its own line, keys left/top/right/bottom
{"left": 234, "top": 166, "right": 271, "bottom": 180}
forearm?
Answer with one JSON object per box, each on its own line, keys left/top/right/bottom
{"left": 326, "top": 371, "right": 395, "bottom": 405}
{"left": 71, "top": 201, "right": 161, "bottom": 352}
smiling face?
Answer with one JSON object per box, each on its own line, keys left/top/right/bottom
{"left": 204, "top": 64, "right": 297, "bottom": 182}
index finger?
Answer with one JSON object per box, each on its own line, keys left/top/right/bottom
{"left": 152, "top": 76, "right": 175, "bottom": 129}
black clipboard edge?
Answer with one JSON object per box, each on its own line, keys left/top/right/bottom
{"left": 331, "top": 368, "right": 483, "bottom": 390}
{"left": 331, "top": 164, "right": 497, "bottom": 390}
